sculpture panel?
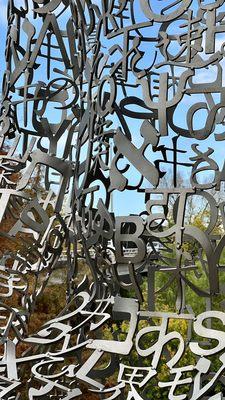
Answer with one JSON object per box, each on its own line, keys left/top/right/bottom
{"left": 1, "top": 0, "right": 225, "bottom": 398}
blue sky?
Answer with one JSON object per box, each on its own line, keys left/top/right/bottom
{"left": 1, "top": 1, "right": 225, "bottom": 215}
{"left": 0, "top": 0, "right": 7, "bottom": 79}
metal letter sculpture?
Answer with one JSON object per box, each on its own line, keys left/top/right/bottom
{"left": 1, "top": 0, "right": 225, "bottom": 398}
